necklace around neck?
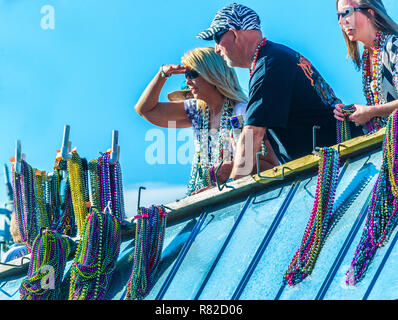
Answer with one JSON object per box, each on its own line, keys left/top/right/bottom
{"left": 250, "top": 38, "right": 268, "bottom": 77}
{"left": 362, "top": 30, "right": 389, "bottom": 132}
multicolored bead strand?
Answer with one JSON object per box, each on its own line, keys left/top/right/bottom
{"left": 346, "top": 110, "right": 398, "bottom": 285}
{"left": 67, "top": 151, "right": 89, "bottom": 236}
{"left": 69, "top": 208, "right": 121, "bottom": 300}
{"left": 125, "top": 205, "right": 168, "bottom": 300}
{"left": 337, "top": 104, "right": 357, "bottom": 144}
{"left": 11, "top": 159, "right": 38, "bottom": 249}
{"left": 362, "top": 30, "right": 389, "bottom": 133}
{"left": 88, "top": 159, "right": 101, "bottom": 210}
{"left": 284, "top": 147, "right": 340, "bottom": 286}
{"left": 45, "top": 170, "right": 62, "bottom": 228}
{"left": 95, "top": 152, "right": 126, "bottom": 221}
{"left": 19, "top": 228, "right": 74, "bottom": 300}
{"left": 53, "top": 177, "right": 78, "bottom": 237}
{"left": 33, "top": 171, "right": 51, "bottom": 232}
{"left": 187, "top": 99, "right": 234, "bottom": 195}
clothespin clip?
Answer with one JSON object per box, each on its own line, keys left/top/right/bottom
{"left": 36, "top": 170, "right": 48, "bottom": 182}
{"left": 109, "top": 130, "right": 120, "bottom": 165}
{"left": 60, "top": 125, "right": 72, "bottom": 161}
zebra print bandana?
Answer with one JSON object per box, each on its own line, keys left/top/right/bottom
{"left": 197, "top": 3, "right": 261, "bottom": 41}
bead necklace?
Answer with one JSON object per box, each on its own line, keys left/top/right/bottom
{"left": 11, "top": 159, "right": 38, "bottom": 249}
{"left": 19, "top": 228, "right": 73, "bottom": 300}
{"left": 284, "top": 147, "right": 340, "bottom": 286}
{"left": 67, "top": 151, "right": 89, "bottom": 236}
{"left": 187, "top": 99, "right": 234, "bottom": 195}
{"left": 250, "top": 38, "right": 267, "bottom": 77}
{"left": 91, "top": 152, "right": 126, "bottom": 221}
{"left": 53, "top": 176, "right": 78, "bottom": 237}
{"left": 125, "top": 205, "right": 167, "bottom": 300}
{"left": 33, "top": 171, "right": 51, "bottom": 232}
{"left": 346, "top": 109, "right": 398, "bottom": 285}
{"left": 69, "top": 207, "right": 121, "bottom": 300}
{"left": 88, "top": 159, "right": 101, "bottom": 210}
{"left": 45, "top": 169, "right": 62, "bottom": 227}
{"left": 50, "top": 159, "right": 78, "bottom": 237}
{"left": 337, "top": 104, "right": 357, "bottom": 144}
{"left": 362, "top": 30, "right": 389, "bottom": 133}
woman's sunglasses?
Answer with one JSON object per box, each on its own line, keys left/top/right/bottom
{"left": 185, "top": 69, "right": 200, "bottom": 80}
{"left": 213, "top": 29, "right": 229, "bottom": 44}
{"left": 337, "top": 7, "right": 366, "bottom": 20}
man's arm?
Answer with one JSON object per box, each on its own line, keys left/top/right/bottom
{"left": 229, "top": 125, "right": 279, "bottom": 180}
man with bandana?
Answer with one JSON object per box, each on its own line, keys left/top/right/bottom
{"left": 197, "top": 3, "right": 362, "bottom": 182}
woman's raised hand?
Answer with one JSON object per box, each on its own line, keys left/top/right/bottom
{"left": 160, "top": 64, "right": 187, "bottom": 77}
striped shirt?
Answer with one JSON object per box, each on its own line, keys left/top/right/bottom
{"left": 381, "top": 34, "right": 398, "bottom": 102}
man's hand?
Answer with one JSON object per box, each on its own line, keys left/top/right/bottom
{"left": 189, "top": 161, "right": 234, "bottom": 196}
{"left": 214, "top": 160, "right": 234, "bottom": 185}
{"left": 333, "top": 103, "right": 346, "bottom": 122}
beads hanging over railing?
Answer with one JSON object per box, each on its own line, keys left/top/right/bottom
{"left": 346, "top": 109, "right": 398, "bottom": 285}
{"left": 67, "top": 152, "right": 90, "bottom": 236}
{"left": 11, "top": 159, "right": 38, "bottom": 250}
{"left": 125, "top": 205, "right": 168, "bottom": 300}
{"left": 19, "top": 228, "right": 74, "bottom": 300}
{"left": 68, "top": 207, "right": 121, "bottom": 300}
{"left": 97, "top": 152, "right": 126, "bottom": 221}
{"left": 284, "top": 147, "right": 340, "bottom": 286}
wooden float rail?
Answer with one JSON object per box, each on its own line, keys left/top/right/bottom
{"left": 0, "top": 128, "right": 385, "bottom": 281}
{"left": 162, "top": 128, "right": 386, "bottom": 222}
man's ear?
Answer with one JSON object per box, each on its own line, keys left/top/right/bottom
{"left": 367, "top": 8, "right": 375, "bottom": 17}
{"left": 229, "top": 28, "right": 239, "bottom": 39}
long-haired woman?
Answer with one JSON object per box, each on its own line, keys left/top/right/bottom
{"left": 135, "top": 47, "right": 274, "bottom": 195}
{"left": 334, "top": 0, "right": 398, "bottom": 132}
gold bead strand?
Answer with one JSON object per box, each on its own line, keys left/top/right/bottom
{"left": 67, "top": 152, "right": 89, "bottom": 236}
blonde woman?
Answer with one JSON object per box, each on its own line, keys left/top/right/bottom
{"left": 135, "top": 47, "right": 276, "bottom": 195}
{"left": 334, "top": 0, "right": 398, "bottom": 132}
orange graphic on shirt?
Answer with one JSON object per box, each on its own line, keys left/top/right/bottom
{"left": 297, "top": 55, "right": 315, "bottom": 87}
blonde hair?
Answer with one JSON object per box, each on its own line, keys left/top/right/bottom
{"left": 181, "top": 47, "right": 248, "bottom": 110}
{"left": 336, "top": 0, "right": 398, "bottom": 69}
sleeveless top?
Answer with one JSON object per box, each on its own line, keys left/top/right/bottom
{"left": 184, "top": 98, "right": 247, "bottom": 194}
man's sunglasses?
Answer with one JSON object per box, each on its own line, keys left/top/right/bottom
{"left": 213, "top": 29, "right": 229, "bottom": 44}
{"left": 337, "top": 7, "right": 366, "bottom": 20}
{"left": 185, "top": 69, "right": 200, "bottom": 80}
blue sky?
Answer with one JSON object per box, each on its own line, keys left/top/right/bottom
{"left": 0, "top": 0, "right": 397, "bottom": 215}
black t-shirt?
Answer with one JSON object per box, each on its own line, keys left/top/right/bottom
{"left": 244, "top": 40, "right": 361, "bottom": 161}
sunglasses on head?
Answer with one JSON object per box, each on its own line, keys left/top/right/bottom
{"left": 185, "top": 69, "right": 199, "bottom": 80}
{"left": 337, "top": 7, "right": 366, "bottom": 20}
{"left": 213, "top": 29, "right": 229, "bottom": 44}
